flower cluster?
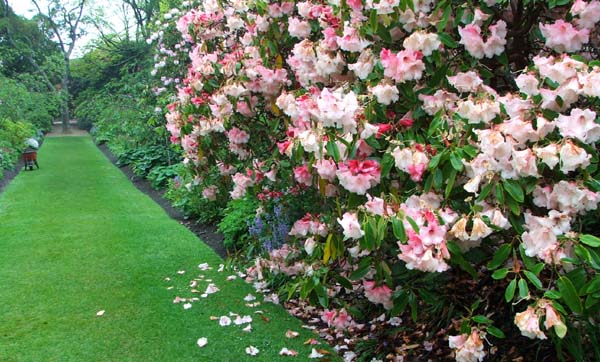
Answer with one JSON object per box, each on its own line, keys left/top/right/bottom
{"left": 154, "top": 0, "right": 600, "bottom": 360}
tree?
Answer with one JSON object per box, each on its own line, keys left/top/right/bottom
{"left": 121, "top": 0, "right": 159, "bottom": 41}
{"left": 31, "top": 0, "right": 89, "bottom": 132}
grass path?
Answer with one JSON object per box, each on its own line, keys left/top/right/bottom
{"left": 0, "top": 137, "right": 333, "bottom": 362}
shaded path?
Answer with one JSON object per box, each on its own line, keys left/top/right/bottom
{"left": 0, "top": 137, "right": 332, "bottom": 361}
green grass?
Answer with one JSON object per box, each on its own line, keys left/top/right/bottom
{"left": 0, "top": 137, "right": 336, "bottom": 362}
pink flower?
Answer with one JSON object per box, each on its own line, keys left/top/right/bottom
{"left": 363, "top": 281, "right": 393, "bottom": 309}
{"left": 515, "top": 307, "right": 546, "bottom": 339}
{"left": 202, "top": 185, "right": 218, "bottom": 201}
{"left": 559, "top": 140, "right": 591, "bottom": 173}
{"left": 288, "top": 17, "right": 312, "bottom": 39}
{"left": 403, "top": 31, "right": 441, "bottom": 57}
{"left": 294, "top": 164, "right": 313, "bottom": 187}
{"left": 458, "top": 24, "right": 485, "bottom": 59}
{"left": 336, "top": 160, "right": 381, "bottom": 195}
{"left": 337, "top": 212, "right": 364, "bottom": 240}
{"left": 447, "top": 71, "right": 483, "bottom": 93}
{"left": 227, "top": 127, "right": 250, "bottom": 144}
{"left": 380, "top": 48, "right": 425, "bottom": 83}
{"left": 391, "top": 146, "right": 429, "bottom": 182}
{"left": 449, "top": 329, "right": 487, "bottom": 362}
{"left": 370, "top": 82, "right": 400, "bottom": 105}
{"left": 571, "top": 0, "right": 600, "bottom": 29}
{"left": 337, "top": 24, "right": 370, "bottom": 52}
{"left": 539, "top": 20, "right": 589, "bottom": 53}
{"left": 556, "top": 108, "right": 600, "bottom": 144}
{"left": 315, "top": 158, "right": 337, "bottom": 182}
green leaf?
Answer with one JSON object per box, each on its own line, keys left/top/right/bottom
{"left": 450, "top": 151, "right": 464, "bottom": 171}
{"left": 476, "top": 182, "right": 493, "bottom": 202}
{"left": 428, "top": 150, "right": 445, "bottom": 170}
{"left": 445, "top": 169, "right": 457, "bottom": 199}
{"left": 326, "top": 140, "right": 341, "bottom": 163}
{"left": 518, "top": 278, "right": 529, "bottom": 299}
{"left": 503, "top": 180, "right": 524, "bottom": 203}
{"left": 523, "top": 270, "right": 543, "bottom": 290}
{"left": 580, "top": 234, "right": 600, "bottom": 247}
{"left": 335, "top": 275, "right": 353, "bottom": 290}
{"left": 554, "top": 322, "right": 567, "bottom": 339}
{"left": 486, "top": 326, "right": 506, "bottom": 339}
{"left": 544, "top": 290, "right": 562, "bottom": 299}
{"left": 557, "top": 276, "right": 583, "bottom": 314}
{"left": 505, "top": 279, "right": 517, "bottom": 302}
{"left": 447, "top": 241, "right": 478, "bottom": 279}
{"left": 492, "top": 268, "right": 509, "bottom": 280}
{"left": 381, "top": 152, "right": 395, "bottom": 178}
{"left": 392, "top": 217, "right": 407, "bottom": 242}
{"left": 487, "top": 244, "right": 512, "bottom": 270}
{"left": 437, "top": 32, "right": 458, "bottom": 48}
{"left": 494, "top": 183, "right": 505, "bottom": 204}
{"left": 472, "top": 315, "right": 493, "bottom": 324}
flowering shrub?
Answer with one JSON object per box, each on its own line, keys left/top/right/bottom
{"left": 154, "top": 0, "right": 600, "bottom": 360}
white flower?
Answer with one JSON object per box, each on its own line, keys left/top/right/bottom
{"left": 183, "top": 303, "right": 192, "bottom": 310}
{"left": 196, "top": 337, "right": 208, "bottom": 348}
{"left": 245, "top": 346, "right": 260, "bottom": 356}
{"left": 234, "top": 315, "right": 253, "bottom": 325}
{"left": 242, "top": 324, "right": 252, "bottom": 332}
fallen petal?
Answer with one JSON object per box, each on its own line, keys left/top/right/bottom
{"left": 242, "top": 324, "right": 252, "bottom": 332}
{"left": 219, "top": 316, "right": 232, "bottom": 326}
{"left": 96, "top": 310, "right": 105, "bottom": 316}
{"left": 245, "top": 346, "right": 260, "bottom": 356}
{"left": 196, "top": 337, "right": 208, "bottom": 348}
{"left": 279, "top": 347, "right": 298, "bottom": 356}
{"left": 308, "top": 348, "right": 324, "bottom": 358}
{"left": 244, "top": 294, "right": 256, "bottom": 302}
{"left": 286, "top": 330, "right": 299, "bottom": 339}
{"left": 183, "top": 303, "right": 192, "bottom": 310}
{"left": 177, "top": 270, "right": 185, "bottom": 275}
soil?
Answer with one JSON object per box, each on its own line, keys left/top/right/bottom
{"left": 95, "top": 142, "right": 227, "bottom": 259}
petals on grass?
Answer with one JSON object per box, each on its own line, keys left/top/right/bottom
{"left": 209, "top": 316, "right": 219, "bottom": 320}
{"left": 279, "top": 347, "right": 298, "bottom": 356}
{"left": 219, "top": 316, "right": 232, "bottom": 326}
{"left": 164, "top": 277, "right": 171, "bottom": 281}
{"left": 173, "top": 296, "right": 184, "bottom": 304}
{"left": 304, "top": 338, "right": 321, "bottom": 345}
{"left": 234, "top": 315, "right": 253, "bottom": 325}
{"left": 227, "top": 275, "right": 237, "bottom": 281}
{"left": 245, "top": 346, "right": 260, "bottom": 356}
{"left": 244, "top": 294, "right": 256, "bottom": 302}
{"left": 183, "top": 303, "right": 192, "bottom": 310}
{"left": 198, "top": 263, "right": 210, "bottom": 270}
{"left": 218, "top": 264, "right": 225, "bottom": 272}
{"left": 286, "top": 330, "right": 299, "bottom": 338}
{"left": 96, "top": 310, "right": 105, "bottom": 316}
{"left": 177, "top": 270, "right": 185, "bottom": 275}
{"left": 242, "top": 324, "right": 252, "bottom": 332}
{"left": 196, "top": 337, "right": 208, "bottom": 348}
{"left": 205, "top": 283, "right": 219, "bottom": 294}
{"left": 308, "top": 348, "right": 324, "bottom": 358}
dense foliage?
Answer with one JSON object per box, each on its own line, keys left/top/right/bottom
{"left": 148, "top": 0, "right": 600, "bottom": 360}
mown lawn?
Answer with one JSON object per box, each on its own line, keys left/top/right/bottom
{"left": 0, "top": 137, "right": 335, "bottom": 362}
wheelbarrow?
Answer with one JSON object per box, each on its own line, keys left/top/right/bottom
{"left": 22, "top": 149, "right": 39, "bottom": 170}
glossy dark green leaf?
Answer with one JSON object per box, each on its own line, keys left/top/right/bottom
{"left": 557, "top": 276, "right": 583, "bottom": 314}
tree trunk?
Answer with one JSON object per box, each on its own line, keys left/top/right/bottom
{"left": 61, "top": 57, "right": 70, "bottom": 133}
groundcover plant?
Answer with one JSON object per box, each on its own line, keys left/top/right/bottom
{"left": 150, "top": 0, "right": 600, "bottom": 360}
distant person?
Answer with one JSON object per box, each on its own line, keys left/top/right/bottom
{"left": 23, "top": 138, "right": 40, "bottom": 170}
